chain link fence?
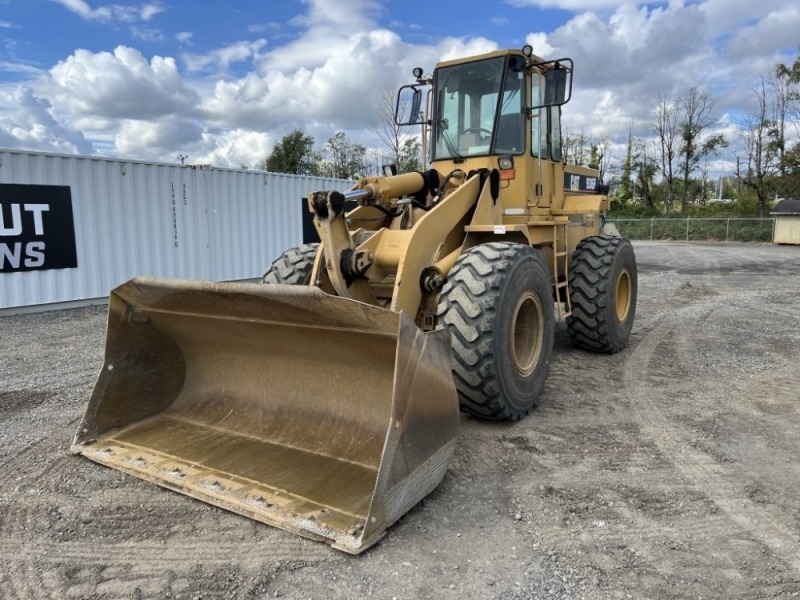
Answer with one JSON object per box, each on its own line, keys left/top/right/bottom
{"left": 608, "top": 217, "right": 775, "bottom": 243}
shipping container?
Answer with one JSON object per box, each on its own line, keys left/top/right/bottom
{"left": 0, "top": 149, "right": 348, "bottom": 313}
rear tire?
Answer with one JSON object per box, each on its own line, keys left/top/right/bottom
{"left": 436, "top": 242, "right": 555, "bottom": 421}
{"left": 567, "top": 235, "right": 637, "bottom": 353}
{"left": 261, "top": 243, "right": 319, "bottom": 285}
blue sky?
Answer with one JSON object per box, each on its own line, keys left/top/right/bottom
{"left": 2, "top": 0, "right": 569, "bottom": 75}
{"left": 1, "top": 0, "right": 798, "bottom": 173}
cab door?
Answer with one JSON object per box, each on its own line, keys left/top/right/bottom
{"left": 529, "top": 72, "right": 553, "bottom": 208}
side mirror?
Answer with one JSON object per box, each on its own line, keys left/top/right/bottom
{"left": 544, "top": 67, "right": 568, "bottom": 106}
{"left": 395, "top": 85, "right": 426, "bottom": 126}
{"left": 527, "top": 57, "right": 574, "bottom": 111}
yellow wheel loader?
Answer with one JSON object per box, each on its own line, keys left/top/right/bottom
{"left": 72, "top": 46, "right": 637, "bottom": 554}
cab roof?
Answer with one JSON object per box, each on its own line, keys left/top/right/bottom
{"left": 434, "top": 48, "right": 546, "bottom": 70}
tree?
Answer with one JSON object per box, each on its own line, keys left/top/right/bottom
{"left": 634, "top": 141, "right": 658, "bottom": 210}
{"left": 371, "top": 87, "right": 423, "bottom": 171}
{"left": 775, "top": 53, "right": 800, "bottom": 198}
{"left": 584, "top": 134, "right": 613, "bottom": 186}
{"left": 588, "top": 144, "right": 600, "bottom": 170}
{"left": 678, "top": 88, "right": 727, "bottom": 212}
{"left": 653, "top": 94, "right": 680, "bottom": 213}
{"left": 265, "top": 129, "right": 320, "bottom": 175}
{"left": 617, "top": 121, "right": 638, "bottom": 205}
{"left": 776, "top": 53, "right": 800, "bottom": 104}
{"left": 769, "top": 69, "right": 792, "bottom": 177}
{"left": 397, "top": 137, "right": 423, "bottom": 173}
{"left": 563, "top": 127, "right": 588, "bottom": 166}
{"left": 595, "top": 134, "right": 613, "bottom": 185}
{"left": 322, "top": 131, "right": 368, "bottom": 180}
{"left": 738, "top": 78, "right": 778, "bottom": 216}
{"left": 778, "top": 144, "right": 800, "bottom": 199}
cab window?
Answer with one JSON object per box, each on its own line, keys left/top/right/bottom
{"left": 493, "top": 55, "right": 525, "bottom": 155}
{"left": 550, "top": 107, "right": 562, "bottom": 162}
{"left": 432, "top": 57, "right": 505, "bottom": 160}
{"left": 530, "top": 73, "right": 545, "bottom": 158}
{"left": 431, "top": 55, "right": 526, "bottom": 160}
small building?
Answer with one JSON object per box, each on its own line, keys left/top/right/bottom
{"left": 771, "top": 199, "right": 800, "bottom": 245}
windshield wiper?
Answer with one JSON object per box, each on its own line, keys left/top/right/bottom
{"left": 437, "top": 122, "right": 465, "bottom": 163}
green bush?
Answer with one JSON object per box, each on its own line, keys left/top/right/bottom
{"left": 728, "top": 220, "right": 773, "bottom": 242}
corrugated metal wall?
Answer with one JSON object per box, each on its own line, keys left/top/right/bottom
{"left": 0, "top": 149, "right": 348, "bottom": 311}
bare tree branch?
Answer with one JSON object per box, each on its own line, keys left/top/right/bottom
{"left": 678, "top": 87, "right": 727, "bottom": 211}
{"left": 652, "top": 94, "right": 680, "bottom": 212}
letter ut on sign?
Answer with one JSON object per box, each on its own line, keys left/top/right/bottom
{"left": 0, "top": 203, "right": 50, "bottom": 236}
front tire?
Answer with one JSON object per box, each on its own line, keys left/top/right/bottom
{"left": 436, "top": 242, "right": 555, "bottom": 421}
{"left": 261, "top": 243, "right": 319, "bottom": 285}
{"left": 567, "top": 235, "right": 637, "bottom": 353}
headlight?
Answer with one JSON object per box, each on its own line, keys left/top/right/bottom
{"left": 498, "top": 157, "right": 514, "bottom": 170}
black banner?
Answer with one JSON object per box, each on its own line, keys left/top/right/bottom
{"left": 1, "top": 184, "right": 78, "bottom": 273}
{"left": 563, "top": 172, "right": 600, "bottom": 193}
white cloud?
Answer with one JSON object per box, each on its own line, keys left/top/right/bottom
{"left": 45, "top": 46, "right": 199, "bottom": 123}
{"left": 175, "top": 31, "right": 193, "bottom": 45}
{"left": 201, "top": 29, "right": 497, "bottom": 135}
{"left": 139, "top": 2, "right": 161, "bottom": 20}
{"left": 192, "top": 129, "right": 274, "bottom": 168}
{"left": 538, "top": 3, "right": 711, "bottom": 91}
{"left": 130, "top": 25, "right": 163, "bottom": 42}
{"left": 247, "top": 22, "right": 282, "bottom": 34}
{"left": 0, "top": 86, "right": 91, "bottom": 154}
{"left": 0, "top": 61, "right": 44, "bottom": 75}
{"left": 51, "top": 0, "right": 164, "bottom": 23}
{"left": 182, "top": 39, "right": 267, "bottom": 74}
{"left": 506, "top": 0, "right": 664, "bottom": 10}
{"left": 113, "top": 117, "right": 203, "bottom": 157}
{"left": 202, "top": 30, "right": 406, "bottom": 131}
{"left": 490, "top": 17, "right": 510, "bottom": 26}
{"left": 699, "top": 0, "right": 794, "bottom": 37}
{"left": 725, "top": 5, "right": 800, "bottom": 61}
{"left": 290, "top": 0, "right": 378, "bottom": 30}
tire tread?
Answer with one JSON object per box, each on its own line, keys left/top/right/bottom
{"left": 567, "top": 235, "right": 635, "bottom": 353}
{"left": 261, "top": 243, "right": 319, "bottom": 285}
{"left": 437, "top": 242, "right": 552, "bottom": 421}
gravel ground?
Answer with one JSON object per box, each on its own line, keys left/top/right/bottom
{"left": 1, "top": 241, "right": 799, "bottom": 600}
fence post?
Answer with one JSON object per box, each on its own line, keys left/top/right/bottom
{"left": 726, "top": 218, "right": 730, "bottom": 242}
{"left": 650, "top": 217, "right": 654, "bottom": 240}
{"left": 686, "top": 217, "right": 690, "bottom": 241}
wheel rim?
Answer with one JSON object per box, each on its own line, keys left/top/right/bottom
{"left": 511, "top": 291, "right": 544, "bottom": 378}
{"left": 615, "top": 269, "right": 632, "bottom": 322}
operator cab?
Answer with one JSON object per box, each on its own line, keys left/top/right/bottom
{"left": 396, "top": 47, "right": 572, "bottom": 167}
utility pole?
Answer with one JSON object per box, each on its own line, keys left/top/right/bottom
{"left": 735, "top": 154, "right": 741, "bottom": 200}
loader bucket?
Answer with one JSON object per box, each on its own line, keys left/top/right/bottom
{"left": 72, "top": 277, "right": 458, "bottom": 554}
